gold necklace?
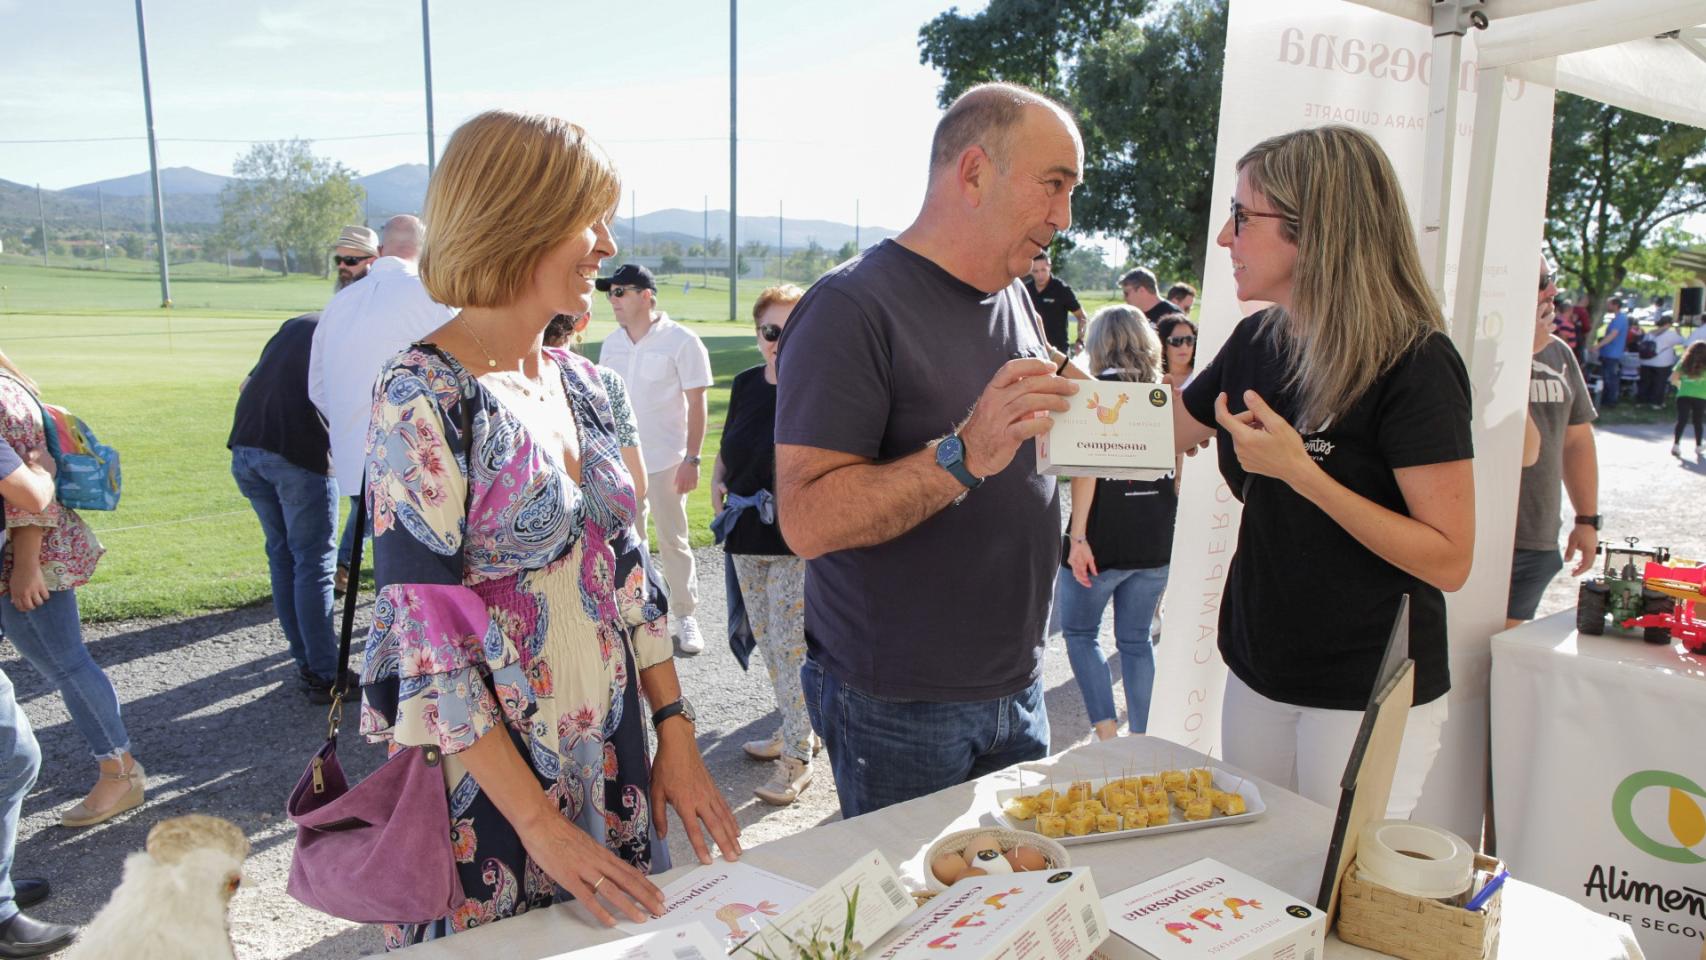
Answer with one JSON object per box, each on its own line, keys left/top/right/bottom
{"left": 459, "top": 315, "right": 500, "bottom": 369}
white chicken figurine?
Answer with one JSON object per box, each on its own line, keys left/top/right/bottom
{"left": 66, "top": 815, "right": 250, "bottom": 960}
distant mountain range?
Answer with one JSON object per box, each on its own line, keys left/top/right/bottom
{"left": 1, "top": 165, "right": 899, "bottom": 251}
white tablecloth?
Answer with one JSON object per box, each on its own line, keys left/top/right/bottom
{"left": 387, "top": 735, "right": 1640, "bottom": 959}
{"left": 1493, "top": 611, "right": 1704, "bottom": 960}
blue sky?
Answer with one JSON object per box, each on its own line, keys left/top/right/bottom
{"left": 0, "top": 0, "right": 966, "bottom": 230}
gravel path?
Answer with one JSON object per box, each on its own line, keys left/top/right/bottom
{"left": 3, "top": 419, "right": 1697, "bottom": 958}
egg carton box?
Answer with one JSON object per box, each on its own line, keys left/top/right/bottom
{"left": 1036, "top": 381, "right": 1175, "bottom": 480}
{"left": 872, "top": 867, "right": 1106, "bottom": 960}
{"left": 1092, "top": 859, "right": 1326, "bottom": 960}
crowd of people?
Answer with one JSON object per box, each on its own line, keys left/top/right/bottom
{"left": 0, "top": 78, "right": 1692, "bottom": 957}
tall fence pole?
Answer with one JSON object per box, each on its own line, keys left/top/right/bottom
{"left": 98, "top": 185, "right": 110, "bottom": 269}
{"left": 777, "top": 199, "right": 783, "bottom": 268}
{"left": 422, "top": 0, "right": 437, "bottom": 176}
{"left": 133, "top": 0, "right": 172, "bottom": 306}
{"left": 728, "top": 0, "right": 738, "bottom": 321}
{"left": 35, "top": 185, "right": 47, "bottom": 267}
{"left": 856, "top": 198, "right": 861, "bottom": 252}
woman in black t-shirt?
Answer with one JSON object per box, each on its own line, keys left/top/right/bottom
{"left": 1173, "top": 126, "right": 1475, "bottom": 818}
{"left": 1059, "top": 306, "right": 1179, "bottom": 740}
{"left": 711, "top": 284, "right": 818, "bottom": 807}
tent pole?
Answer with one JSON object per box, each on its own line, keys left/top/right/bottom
{"left": 1420, "top": 1, "right": 1482, "bottom": 305}
{"left": 1449, "top": 65, "right": 1508, "bottom": 376}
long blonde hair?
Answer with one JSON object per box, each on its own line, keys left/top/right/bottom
{"left": 1238, "top": 126, "right": 1445, "bottom": 431}
{"left": 0, "top": 349, "right": 38, "bottom": 397}
{"left": 1084, "top": 305, "right": 1161, "bottom": 383}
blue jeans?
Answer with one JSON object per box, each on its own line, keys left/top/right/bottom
{"left": 1057, "top": 564, "right": 1167, "bottom": 734}
{"left": 231, "top": 446, "right": 340, "bottom": 680}
{"left": 1600, "top": 357, "right": 1623, "bottom": 407}
{"left": 0, "top": 590, "right": 130, "bottom": 760}
{"left": 800, "top": 656, "right": 1049, "bottom": 819}
{"left": 0, "top": 668, "right": 41, "bottom": 925}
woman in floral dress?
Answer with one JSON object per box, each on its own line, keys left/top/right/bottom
{"left": 360, "top": 110, "right": 740, "bottom": 948}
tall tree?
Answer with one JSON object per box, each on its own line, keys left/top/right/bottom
{"left": 1547, "top": 93, "right": 1706, "bottom": 334}
{"left": 217, "top": 140, "right": 364, "bottom": 276}
{"left": 918, "top": 0, "right": 1226, "bottom": 283}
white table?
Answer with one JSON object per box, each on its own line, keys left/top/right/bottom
{"left": 1493, "top": 611, "right": 1704, "bottom": 960}
{"left": 388, "top": 735, "right": 1639, "bottom": 959}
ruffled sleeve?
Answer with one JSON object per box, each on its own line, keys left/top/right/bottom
{"left": 359, "top": 352, "right": 517, "bottom": 754}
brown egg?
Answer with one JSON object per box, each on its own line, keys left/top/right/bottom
{"left": 931, "top": 851, "right": 969, "bottom": 886}
{"left": 1007, "top": 844, "right": 1048, "bottom": 871}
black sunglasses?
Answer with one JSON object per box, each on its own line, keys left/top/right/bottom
{"left": 1539, "top": 269, "right": 1555, "bottom": 292}
{"left": 333, "top": 255, "right": 371, "bottom": 267}
{"left": 1166, "top": 335, "right": 1196, "bottom": 347}
{"left": 758, "top": 323, "right": 783, "bottom": 343}
{"left": 1229, "top": 198, "right": 1290, "bottom": 237}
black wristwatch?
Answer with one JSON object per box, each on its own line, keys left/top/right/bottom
{"left": 1575, "top": 514, "right": 1602, "bottom": 530}
{"left": 933, "top": 433, "right": 983, "bottom": 497}
{"left": 651, "top": 696, "right": 696, "bottom": 731}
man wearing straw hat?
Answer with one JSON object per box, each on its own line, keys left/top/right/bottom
{"left": 329, "top": 224, "right": 379, "bottom": 292}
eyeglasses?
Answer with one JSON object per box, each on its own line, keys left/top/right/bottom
{"left": 1229, "top": 198, "right": 1291, "bottom": 237}
{"left": 333, "top": 255, "right": 372, "bottom": 267}
{"left": 758, "top": 323, "right": 783, "bottom": 343}
{"left": 1166, "top": 335, "right": 1196, "bottom": 347}
{"left": 1538, "top": 269, "right": 1555, "bottom": 291}
{"left": 607, "top": 287, "right": 632, "bottom": 299}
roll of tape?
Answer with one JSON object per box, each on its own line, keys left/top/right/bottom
{"left": 1356, "top": 820, "right": 1475, "bottom": 900}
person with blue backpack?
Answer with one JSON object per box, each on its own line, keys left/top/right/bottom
{"left": 0, "top": 352, "right": 145, "bottom": 830}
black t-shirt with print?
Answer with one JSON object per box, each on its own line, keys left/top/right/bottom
{"left": 1023, "top": 276, "right": 1082, "bottom": 353}
{"left": 719, "top": 365, "right": 791, "bottom": 556}
{"left": 1181, "top": 310, "right": 1473, "bottom": 710}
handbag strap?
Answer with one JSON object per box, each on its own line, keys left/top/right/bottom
{"left": 325, "top": 341, "right": 478, "bottom": 740}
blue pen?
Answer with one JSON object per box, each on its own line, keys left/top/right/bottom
{"left": 1464, "top": 870, "right": 1509, "bottom": 912}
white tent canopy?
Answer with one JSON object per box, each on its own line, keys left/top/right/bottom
{"left": 1350, "top": 0, "right": 1706, "bottom": 127}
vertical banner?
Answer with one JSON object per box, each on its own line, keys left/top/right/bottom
{"left": 1151, "top": 0, "right": 1549, "bottom": 844}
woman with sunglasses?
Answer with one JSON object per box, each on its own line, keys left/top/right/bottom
{"left": 1172, "top": 126, "right": 1475, "bottom": 818}
{"left": 1057, "top": 306, "right": 1177, "bottom": 740}
{"left": 710, "top": 284, "right": 817, "bottom": 806}
{"left": 1158, "top": 316, "right": 1198, "bottom": 389}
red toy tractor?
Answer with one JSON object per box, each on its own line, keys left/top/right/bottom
{"left": 1619, "top": 561, "right": 1706, "bottom": 653}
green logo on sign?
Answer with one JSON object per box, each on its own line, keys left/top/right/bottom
{"left": 1611, "top": 770, "right": 1706, "bottom": 864}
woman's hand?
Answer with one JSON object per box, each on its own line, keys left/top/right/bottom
{"left": 1068, "top": 538, "right": 1098, "bottom": 588}
{"left": 650, "top": 721, "right": 742, "bottom": 865}
{"left": 1213, "top": 390, "right": 1312, "bottom": 487}
{"left": 517, "top": 808, "right": 665, "bottom": 926}
{"left": 711, "top": 480, "right": 729, "bottom": 515}
{"left": 9, "top": 561, "right": 48, "bottom": 613}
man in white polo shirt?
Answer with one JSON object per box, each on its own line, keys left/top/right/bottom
{"left": 597, "top": 264, "right": 713, "bottom": 656}
{"left": 309, "top": 214, "right": 455, "bottom": 591}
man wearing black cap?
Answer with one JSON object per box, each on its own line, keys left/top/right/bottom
{"left": 597, "top": 264, "right": 714, "bottom": 657}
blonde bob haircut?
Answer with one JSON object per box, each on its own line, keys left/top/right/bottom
{"left": 751, "top": 283, "right": 805, "bottom": 323}
{"left": 1084, "top": 305, "right": 1161, "bottom": 384}
{"left": 1238, "top": 125, "right": 1445, "bottom": 432}
{"left": 421, "top": 110, "right": 620, "bottom": 309}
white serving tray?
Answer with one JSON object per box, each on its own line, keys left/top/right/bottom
{"left": 993, "top": 769, "right": 1265, "bottom": 846}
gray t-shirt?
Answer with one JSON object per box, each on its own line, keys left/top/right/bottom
{"left": 1516, "top": 337, "right": 1596, "bottom": 550}
{"left": 774, "top": 240, "right": 1058, "bottom": 702}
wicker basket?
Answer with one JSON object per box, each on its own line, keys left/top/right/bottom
{"left": 1337, "top": 854, "right": 1503, "bottom": 960}
{"left": 923, "top": 827, "right": 1072, "bottom": 892}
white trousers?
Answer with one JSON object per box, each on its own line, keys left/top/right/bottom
{"left": 643, "top": 467, "right": 698, "bottom": 620}
{"left": 1221, "top": 670, "right": 1448, "bottom": 819}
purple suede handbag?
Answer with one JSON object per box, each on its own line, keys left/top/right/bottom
{"left": 285, "top": 482, "right": 465, "bottom": 924}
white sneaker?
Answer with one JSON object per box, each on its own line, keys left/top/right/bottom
{"left": 673, "top": 616, "right": 705, "bottom": 657}
{"left": 1674, "top": 443, "right": 1684, "bottom": 457}
{"left": 742, "top": 730, "right": 823, "bottom": 761}
{"left": 754, "top": 755, "right": 812, "bottom": 805}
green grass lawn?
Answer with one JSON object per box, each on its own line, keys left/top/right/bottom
{"left": 0, "top": 257, "right": 1128, "bottom": 622}
{"left": 1, "top": 260, "right": 774, "bottom": 621}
